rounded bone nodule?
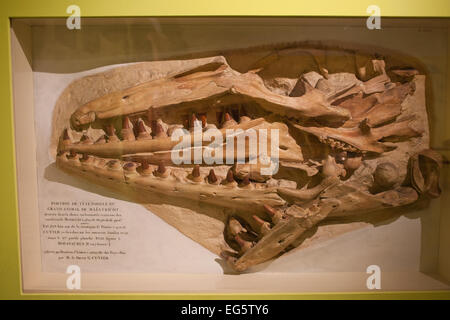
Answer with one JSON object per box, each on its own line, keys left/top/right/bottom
{"left": 207, "top": 169, "right": 218, "bottom": 184}
{"left": 322, "top": 155, "right": 345, "bottom": 177}
{"left": 344, "top": 156, "right": 362, "bottom": 171}
{"left": 373, "top": 162, "right": 399, "bottom": 188}
{"left": 107, "top": 160, "right": 122, "bottom": 170}
{"left": 123, "top": 162, "right": 137, "bottom": 172}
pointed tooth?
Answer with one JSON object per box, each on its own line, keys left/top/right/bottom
{"left": 62, "top": 128, "right": 71, "bottom": 145}
{"left": 228, "top": 217, "right": 247, "bottom": 236}
{"left": 240, "top": 175, "right": 250, "bottom": 186}
{"left": 200, "top": 114, "right": 207, "bottom": 128}
{"left": 189, "top": 165, "right": 202, "bottom": 182}
{"left": 189, "top": 113, "right": 202, "bottom": 131}
{"left": 105, "top": 125, "right": 119, "bottom": 142}
{"left": 222, "top": 112, "right": 237, "bottom": 128}
{"left": 252, "top": 214, "right": 265, "bottom": 225}
{"left": 224, "top": 112, "right": 233, "bottom": 121}
{"left": 121, "top": 117, "right": 136, "bottom": 141}
{"left": 154, "top": 123, "right": 168, "bottom": 139}
{"left": 190, "top": 113, "right": 198, "bottom": 128}
{"left": 80, "top": 154, "right": 95, "bottom": 165}
{"left": 141, "top": 160, "right": 149, "bottom": 170}
{"left": 235, "top": 235, "right": 253, "bottom": 253}
{"left": 137, "top": 120, "right": 147, "bottom": 133}
{"left": 138, "top": 160, "right": 152, "bottom": 176}
{"left": 105, "top": 124, "right": 115, "bottom": 136}
{"left": 182, "top": 115, "right": 190, "bottom": 130}
{"left": 192, "top": 165, "right": 200, "bottom": 177}
{"left": 79, "top": 134, "right": 93, "bottom": 144}
{"left": 63, "top": 128, "right": 70, "bottom": 140}
{"left": 154, "top": 161, "right": 169, "bottom": 178}
{"left": 122, "top": 116, "right": 131, "bottom": 129}
{"left": 207, "top": 169, "right": 218, "bottom": 184}
{"left": 263, "top": 204, "right": 283, "bottom": 224}
{"left": 158, "top": 161, "right": 166, "bottom": 174}
{"left": 239, "top": 174, "right": 254, "bottom": 189}
{"left": 252, "top": 215, "right": 271, "bottom": 235}
{"left": 146, "top": 107, "right": 158, "bottom": 133}
{"left": 137, "top": 120, "right": 152, "bottom": 140}
{"left": 226, "top": 169, "right": 235, "bottom": 183}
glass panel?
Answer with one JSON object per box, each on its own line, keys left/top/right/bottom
{"left": 11, "top": 17, "right": 450, "bottom": 292}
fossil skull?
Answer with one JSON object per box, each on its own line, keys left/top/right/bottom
{"left": 52, "top": 45, "right": 441, "bottom": 272}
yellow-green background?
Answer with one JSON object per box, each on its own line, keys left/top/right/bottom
{"left": 1, "top": 0, "right": 450, "bottom": 299}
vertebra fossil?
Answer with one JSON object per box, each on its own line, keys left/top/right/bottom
{"left": 52, "top": 43, "right": 442, "bottom": 272}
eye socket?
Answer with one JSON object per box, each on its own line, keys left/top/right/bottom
{"left": 335, "top": 151, "right": 347, "bottom": 163}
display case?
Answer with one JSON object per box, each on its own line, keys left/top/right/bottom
{"left": 2, "top": 1, "right": 450, "bottom": 299}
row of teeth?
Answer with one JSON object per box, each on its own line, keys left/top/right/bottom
{"left": 58, "top": 149, "right": 288, "bottom": 256}
{"left": 64, "top": 112, "right": 251, "bottom": 145}
{"left": 58, "top": 151, "right": 267, "bottom": 188}
{"left": 222, "top": 204, "right": 285, "bottom": 258}
{"left": 321, "top": 137, "right": 359, "bottom": 153}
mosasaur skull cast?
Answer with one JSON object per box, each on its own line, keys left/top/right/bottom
{"left": 52, "top": 44, "right": 442, "bottom": 272}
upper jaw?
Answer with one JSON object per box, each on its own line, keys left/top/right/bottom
{"left": 69, "top": 59, "right": 350, "bottom": 132}
{"left": 67, "top": 58, "right": 420, "bottom": 161}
